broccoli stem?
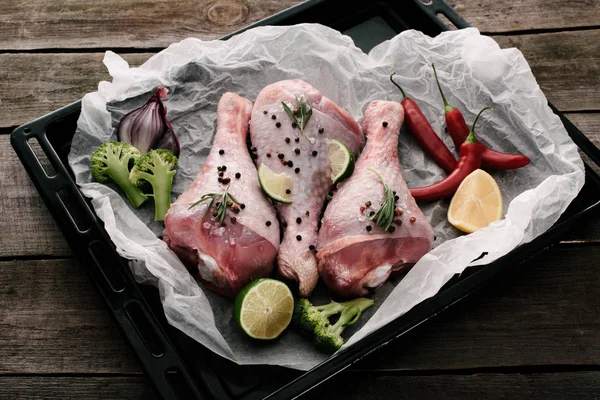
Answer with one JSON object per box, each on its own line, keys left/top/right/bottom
{"left": 107, "top": 157, "right": 148, "bottom": 208}
{"left": 153, "top": 174, "right": 174, "bottom": 221}
{"left": 330, "top": 298, "right": 375, "bottom": 336}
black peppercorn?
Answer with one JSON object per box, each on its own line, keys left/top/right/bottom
{"left": 382, "top": 121, "right": 388, "bottom": 127}
{"left": 235, "top": 172, "right": 241, "bottom": 179}
{"left": 394, "top": 195, "right": 399, "bottom": 201}
{"left": 285, "top": 137, "right": 290, "bottom": 143}
{"left": 276, "top": 122, "right": 281, "bottom": 128}
{"left": 278, "top": 153, "right": 284, "bottom": 159}
{"left": 388, "top": 226, "right": 396, "bottom": 233}
{"left": 221, "top": 165, "right": 227, "bottom": 171}
{"left": 240, "top": 203, "right": 246, "bottom": 209}
{"left": 318, "top": 128, "right": 324, "bottom": 134}
{"left": 294, "top": 148, "right": 300, "bottom": 155}
{"left": 369, "top": 211, "right": 375, "bottom": 217}
{"left": 295, "top": 167, "right": 300, "bottom": 174}
{"left": 251, "top": 153, "right": 258, "bottom": 159}
{"left": 295, "top": 137, "right": 300, "bottom": 143}
{"left": 366, "top": 225, "right": 372, "bottom": 232}
{"left": 296, "top": 217, "right": 302, "bottom": 224}
{"left": 309, "top": 245, "right": 315, "bottom": 251}
{"left": 263, "top": 110, "right": 268, "bottom": 114}
{"left": 287, "top": 160, "right": 293, "bottom": 167}
{"left": 312, "top": 150, "right": 318, "bottom": 157}
{"left": 296, "top": 235, "right": 302, "bottom": 241}
{"left": 282, "top": 221, "right": 288, "bottom": 228}
{"left": 266, "top": 220, "right": 272, "bottom": 226}
{"left": 292, "top": 122, "right": 297, "bottom": 129}
{"left": 266, "top": 153, "right": 271, "bottom": 158}
{"left": 271, "top": 115, "right": 276, "bottom": 120}
{"left": 285, "top": 189, "right": 291, "bottom": 194}
{"left": 219, "top": 149, "right": 224, "bottom": 155}
{"left": 230, "top": 217, "right": 237, "bottom": 224}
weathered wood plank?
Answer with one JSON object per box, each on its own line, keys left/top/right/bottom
{"left": 0, "top": 259, "right": 140, "bottom": 373}
{"left": 0, "top": 376, "right": 155, "bottom": 400}
{"left": 1, "top": 29, "right": 598, "bottom": 129}
{"left": 0, "top": 0, "right": 302, "bottom": 51}
{"left": 1, "top": 0, "right": 599, "bottom": 50}
{"left": 0, "top": 136, "right": 71, "bottom": 257}
{"left": 0, "top": 52, "right": 151, "bottom": 128}
{"left": 493, "top": 31, "right": 600, "bottom": 112}
{"left": 308, "top": 371, "right": 600, "bottom": 400}
{"left": 454, "top": 0, "right": 600, "bottom": 33}
{"left": 0, "top": 245, "right": 597, "bottom": 374}
{"left": 355, "top": 245, "right": 600, "bottom": 371}
{"left": 1, "top": 372, "right": 599, "bottom": 400}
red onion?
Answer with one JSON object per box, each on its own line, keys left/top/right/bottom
{"left": 117, "top": 87, "right": 180, "bottom": 157}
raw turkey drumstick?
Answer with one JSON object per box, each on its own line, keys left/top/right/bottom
{"left": 163, "top": 93, "right": 280, "bottom": 297}
{"left": 317, "top": 100, "right": 434, "bottom": 297}
{"left": 249, "top": 80, "right": 362, "bottom": 297}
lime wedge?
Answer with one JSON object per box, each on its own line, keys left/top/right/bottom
{"left": 234, "top": 278, "right": 294, "bottom": 340}
{"left": 328, "top": 139, "right": 355, "bottom": 184}
{"left": 258, "top": 163, "right": 293, "bottom": 204}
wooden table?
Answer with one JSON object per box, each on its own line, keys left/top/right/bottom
{"left": 1, "top": 1, "right": 599, "bottom": 398}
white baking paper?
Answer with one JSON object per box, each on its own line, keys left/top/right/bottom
{"left": 68, "top": 24, "right": 584, "bottom": 370}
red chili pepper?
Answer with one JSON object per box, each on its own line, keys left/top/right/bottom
{"left": 431, "top": 64, "right": 530, "bottom": 170}
{"left": 390, "top": 73, "right": 457, "bottom": 174}
{"left": 410, "top": 107, "right": 491, "bottom": 202}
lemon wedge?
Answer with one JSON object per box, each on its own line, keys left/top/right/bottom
{"left": 448, "top": 169, "right": 503, "bottom": 233}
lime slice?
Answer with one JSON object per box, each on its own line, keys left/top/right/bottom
{"left": 258, "top": 163, "right": 293, "bottom": 204}
{"left": 234, "top": 278, "right": 294, "bottom": 340}
{"left": 328, "top": 139, "right": 355, "bottom": 184}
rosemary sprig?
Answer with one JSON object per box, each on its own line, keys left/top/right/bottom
{"left": 368, "top": 168, "right": 395, "bottom": 232}
{"left": 281, "top": 95, "right": 313, "bottom": 141}
{"left": 189, "top": 186, "right": 241, "bottom": 225}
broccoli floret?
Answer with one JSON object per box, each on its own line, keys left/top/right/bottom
{"left": 91, "top": 141, "right": 148, "bottom": 208}
{"left": 293, "top": 297, "right": 375, "bottom": 353}
{"left": 129, "top": 149, "right": 178, "bottom": 221}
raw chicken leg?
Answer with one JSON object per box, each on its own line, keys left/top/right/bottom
{"left": 163, "top": 93, "right": 280, "bottom": 297}
{"left": 317, "top": 100, "right": 434, "bottom": 297}
{"left": 249, "top": 80, "right": 362, "bottom": 296}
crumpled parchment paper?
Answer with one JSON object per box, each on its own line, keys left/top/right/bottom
{"left": 68, "top": 24, "right": 585, "bottom": 370}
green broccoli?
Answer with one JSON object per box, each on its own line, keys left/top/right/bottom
{"left": 91, "top": 141, "right": 148, "bottom": 208}
{"left": 293, "top": 297, "right": 375, "bottom": 353}
{"left": 129, "top": 149, "right": 178, "bottom": 221}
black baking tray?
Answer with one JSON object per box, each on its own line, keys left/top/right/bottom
{"left": 10, "top": 0, "right": 600, "bottom": 399}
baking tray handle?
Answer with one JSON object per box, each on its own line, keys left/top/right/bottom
{"left": 10, "top": 121, "right": 206, "bottom": 400}
{"left": 417, "top": 0, "right": 470, "bottom": 30}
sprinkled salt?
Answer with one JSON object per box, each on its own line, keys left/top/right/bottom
{"left": 217, "top": 227, "right": 226, "bottom": 236}
{"left": 203, "top": 222, "right": 212, "bottom": 229}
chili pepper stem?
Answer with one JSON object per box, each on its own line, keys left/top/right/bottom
{"left": 466, "top": 106, "right": 493, "bottom": 144}
{"left": 431, "top": 63, "right": 455, "bottom": 115}
{"left": 390, "top": 72, "right": 408, "bottom": 100}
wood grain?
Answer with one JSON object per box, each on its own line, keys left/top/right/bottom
{"left": 0, "top": 135, "right": 71, "bottom": 257}
{"left": 0, "top": 376, "right": 155, "bottom": 400}
{"left": 1, "top": 29, "right": 598, "bottom": 129}
{"left": 0, "top": 245, "right": 597, "bottom": 374}
{"left": 2, "top": 0, "right": 599, "bottom": 50}
{"left": 0, "top": 259, "right": 139, "bottom": 373}
{"left": 454, "top": 0, "right": 600, "bottom": 33}
{"left": 0, "top": 52, "right": 151, "bottom": 128}
{"left": 493, "top": 30, "right": 600, "bottom": 112}
{"left": 307, "top": 371, "right": 600, "bottom": 400}
{"left": 0, "top": 0, "right": 302, "bottom": 51}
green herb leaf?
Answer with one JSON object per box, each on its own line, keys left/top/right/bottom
{"left": 368, "top": 168, "right": 395, "bottom": 232}
{"left": 189, "top": 186, "right": 241, "bottom": 223}
{"left": 281, "top": 96, "right": 313, "bottom": 141}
